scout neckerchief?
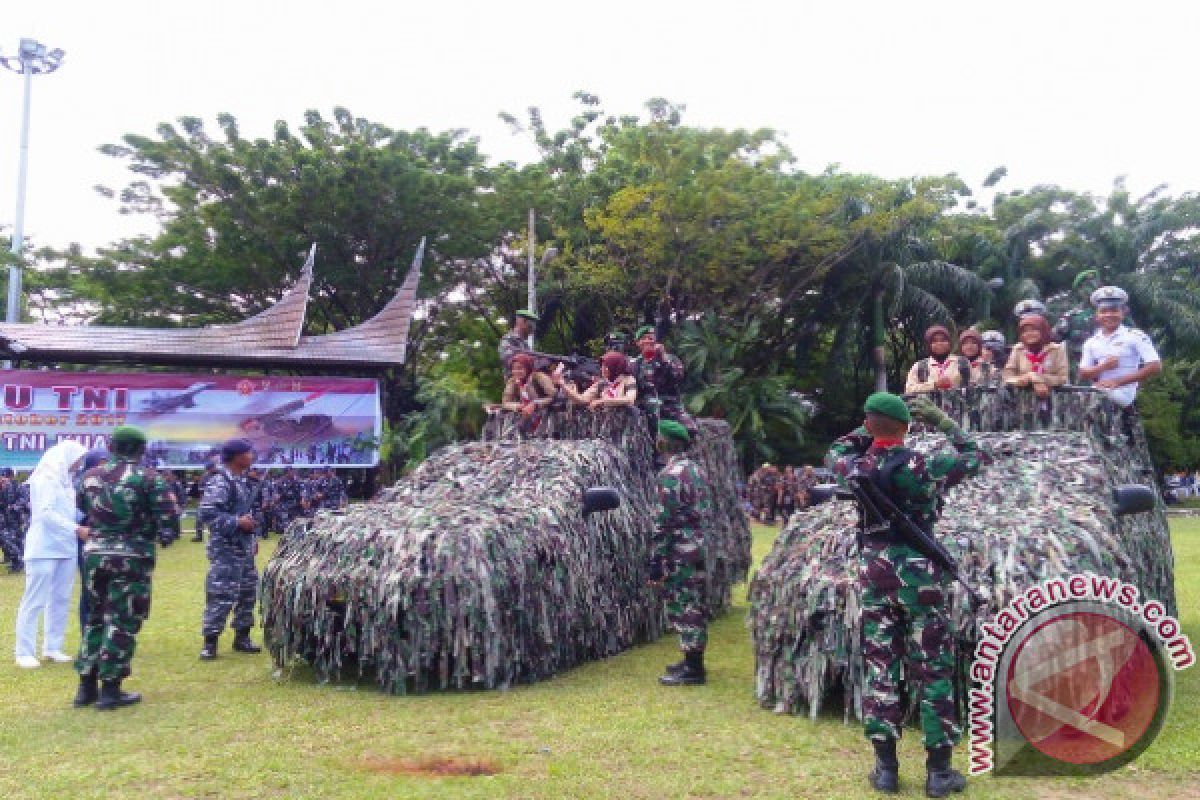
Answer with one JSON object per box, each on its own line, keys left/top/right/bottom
{"left": 929, "top": 355, "right": 954, "bottom": 382}
{"left": 1024, "top": 347, "right": 1048, "bottom": 374}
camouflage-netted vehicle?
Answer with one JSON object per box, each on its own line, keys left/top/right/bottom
{"left": 749, "top": 387, "right": 1175, "bottom": 719}
{"left": 260, "top": 408, "right": 750, "bottom": 693}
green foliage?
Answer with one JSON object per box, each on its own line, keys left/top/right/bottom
{"left": 674, "top": 312, "right": 810, "bottom": 470}
{"left": 21, "top": 96, "right": 1200, "bottom": 466}
{"left": 1139, "top": 360, "right": 1200, "bottom": 470}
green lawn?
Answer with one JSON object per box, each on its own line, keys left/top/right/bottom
{"left": 0, "top": 521, "right": 1196, "bottom": 800}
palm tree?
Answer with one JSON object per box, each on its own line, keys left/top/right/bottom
{"left": 675, "top": 312, "right": 811, "bottom": 470}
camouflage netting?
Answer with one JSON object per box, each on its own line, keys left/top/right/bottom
{"left": 749, "top": 387, "right": 1175, "bottom": 720}
{"left": 261, "top": 408, "right": 750, "bottom": 693}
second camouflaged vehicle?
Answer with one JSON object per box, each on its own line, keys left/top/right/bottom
{"left": 749, "top": 387, "right": 1174, "bottom": 720}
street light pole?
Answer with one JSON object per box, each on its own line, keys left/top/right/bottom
{"left": 2, "top": 38, "right": 66, "bottom": 325}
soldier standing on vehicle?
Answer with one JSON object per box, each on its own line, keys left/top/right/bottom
{"left": 498, "top": 309, "right": 538, "bottom": 375}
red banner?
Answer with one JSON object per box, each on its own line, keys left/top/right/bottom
{"left": 0, "top": 370, "right": 381, "bottom": 470}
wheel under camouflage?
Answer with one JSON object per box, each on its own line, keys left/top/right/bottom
{"left": 749, "top": 387, "right": 1176, "bottom": 720}
{"left": 260, "top": 408, "right": 751, "bottom": 693}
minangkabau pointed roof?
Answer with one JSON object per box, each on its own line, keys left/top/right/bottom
{"left": 0, "top": 240, "right": 424, "bottom": 372}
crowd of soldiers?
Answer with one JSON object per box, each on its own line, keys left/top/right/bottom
{"left": 193, "top": 466, "right": 348, "bottom": 542}
{"left": 744, "top": 463, "right": 818, "bottom": 525}
{"left": 0, "top": 468, "right": 31, "bottom": 573}
{"left": 0, "top": 464, "right": 350, "bottom": 575}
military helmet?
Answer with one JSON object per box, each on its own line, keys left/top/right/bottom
{"left": 1013, "top": 298, "right": 1047, "bottom": 318}
{"left": 1090, "top": 285, "right": 1129, "bottom": 309}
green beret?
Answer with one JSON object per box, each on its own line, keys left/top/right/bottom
{"left": 863, "top": 392, "right": 911, "bottom": 423}
{"left": 657, "top": 419, "right": 691, "bottom": 444}
{"left": 515, "top": 309, "right": 540, "bottom": 322}
{"left": 111, "top": 425, "right": 147, "bottom": 449}
{"left": 635, "top": 325, "right": 656, "bottom": 340}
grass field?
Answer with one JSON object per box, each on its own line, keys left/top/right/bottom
{"left": 0, "top": 520, "right": 1196, "bottom": 800}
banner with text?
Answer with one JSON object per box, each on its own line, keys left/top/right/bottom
{"left": 0, "top": 371, "right": 381, "bottom": 470}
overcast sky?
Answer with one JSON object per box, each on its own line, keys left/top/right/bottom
{"left": 2, "top": 0, "right": 1197, "bottom": 253}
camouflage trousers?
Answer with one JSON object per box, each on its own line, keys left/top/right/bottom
{"left": 75, "top": 554, "right": 153, "bottom": 681}
{"left": 643, "top": 399, "right": 699, "bottom": 441}
{"left": 202, "top": 553, "right": 257, "bottom": 636}
{"left": 662, "top": 528, "right": 708, "bottom": 653}
{"left": 861, "top": 583, "right": 960, "bottom": 749}
{"left": 0, "top": 525, "right": 24, "bottom": 566}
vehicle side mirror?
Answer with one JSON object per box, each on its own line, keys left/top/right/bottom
{"left": 1112, "top": 484, "right": 1156, "bottom": 516}
{"left": 808, "top": 483, "right": 841, "bottom": 506}
{"left": 583, "top": 487, "right": 621, "bottom": 516}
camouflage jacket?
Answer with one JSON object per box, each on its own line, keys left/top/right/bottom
{"left": 198, "top": 466, "right": 258, "bottom": 555}
{"left": 77, "top": 457, "right": 178, "bottom": 561}
{"left": 498, "top": 331, "right": 530, "bottom": 373}
{"left": 826, "top": 426, "right": 982, "bottom": 587}
{"left": 653, "top": 454, "right": 712, "bottom": 557}
{"left": 633, "top": 353, "right": 686, "bottom": 403}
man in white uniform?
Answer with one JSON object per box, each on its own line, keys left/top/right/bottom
{"left": 1078, "top": 286, "right": 1161, "bottom": 409}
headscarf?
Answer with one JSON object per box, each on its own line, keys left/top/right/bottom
{"left": 1017, "top": 314, "right": 1052, "bottom": 345}
{"left": 601, "top": 351, "right": 630, "bottom": 379}
{"left": 959, "top": 329, "right": 983, "bottom": 349}
{"left": 924, "top": 325, "right": 952, "bottom": 351}
{"left": 29, "top": 440, "right": 88, "bottom": 490}
{"left": 509, "top": 353, "right": 535, "bottom": 378}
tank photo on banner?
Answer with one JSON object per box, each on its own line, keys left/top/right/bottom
{"left": 0, "top": 371, "right": 381, "bottom": 469}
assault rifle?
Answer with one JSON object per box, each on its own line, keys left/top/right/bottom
{"left": 811, "top": 476, "right": 984, "bottom": 606}
{"left": 528, "top": 350, "right": 602, "bottom": 388}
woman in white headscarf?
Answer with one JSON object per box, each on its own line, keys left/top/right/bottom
{"left": 14, "top": 439, "right": 89, "bottom": 668}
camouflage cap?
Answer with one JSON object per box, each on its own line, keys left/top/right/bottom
{"left": 980, "top": 330, "right": 1006, "bottom": 347}
{"left": 634, "top": 325, "right": 656, "bottom": 340}
{"left": 111, "top": 425, "right": 147, "bottom": 451}
{"left": 864, "top": 392, "right": 911, "bottom": 423}
{"left": 657, "top": 419, "right": 691, "bottom": 443}
{"left": 515, "top": 309, "right": 540, "bottom": 322}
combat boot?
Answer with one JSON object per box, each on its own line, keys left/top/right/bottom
{"left": 95, "top": 680, "right": 141, "bottom": 711}
{"left": 232, "top": 629, "right": 262, "bottom": 654}
{"left": 868, "top": 738, "right": 899, "bottom": 793}
{"left": 73, "top": 674, "right": 99, "bottom": 708}
{"left": 925, "top": 746, "right": 966, "bottom": 798}
{"left": 658, "top": 650, "right": 705, "bottom": 685}
{"left": 199, "top": 634, "right": 219, "bottom": 660}
{"left": 664, "top": 657, "right": 688, "bottom": 676}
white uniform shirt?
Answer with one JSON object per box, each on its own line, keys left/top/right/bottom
{"left": 1080, "top": 325, "right": 1160, "bottom": 408}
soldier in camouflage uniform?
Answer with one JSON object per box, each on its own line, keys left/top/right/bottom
{"left": 74, "top": 426, "right": 177, "bottom": 711}
{"left": 827, "top": 392, "right": 983, "bottom": 797}
{"left": 649, "top": 419, "right": 713, "bottom": 687}
{"left": 198, "top": 439, "right": 263, "bottom": 660}
{"left": 0, "top": 468, "right": 23, "bottom": 572}
{"left": 632, "top": 325, "right": 697, "bottom": 440}
{"left": 191, "top": 462, "right": 217, "bottom": 542}
{"left": 498, "top": 309, "right": 538, "bottom": 375}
